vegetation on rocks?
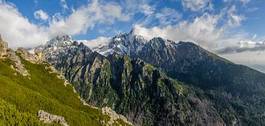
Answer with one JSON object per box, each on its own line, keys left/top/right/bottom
{"left": 0, "top": 52, "right": 130, "bottom": 126}
{"left": 42, "top": 34, "right": 265, "bottom": 126}
{"left": 43, "top": 43, "right": 226, "bottom": 126}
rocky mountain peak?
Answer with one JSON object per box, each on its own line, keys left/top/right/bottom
{"left": 111, "top": 31, "right": 147, "bottom": 45}
{"left": 92, "top": 30, "right": 149, "bottom": 56}
{"left": 45, "top": 35, "right": 73, "bottom": 48}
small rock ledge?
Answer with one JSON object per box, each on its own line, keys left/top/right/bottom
{"left": 38, "top": 110, "right": 69, "bottom": 126}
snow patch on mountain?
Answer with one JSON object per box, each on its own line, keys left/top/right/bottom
{"left": 89, "top": 31, "right": 150, "bottom": 56}
{"left": 45, "top": 35, "right": 73, "bottom": 48}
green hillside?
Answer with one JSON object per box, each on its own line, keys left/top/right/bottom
{"left": 0, "top": 54, "right": 129, "bottom": 126}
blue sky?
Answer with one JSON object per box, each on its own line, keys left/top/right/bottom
{"left": 0, "top": 0, "right": 265, "bottom": 49}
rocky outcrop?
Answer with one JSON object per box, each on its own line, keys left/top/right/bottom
{"left": 40, "top": 41, "right": 225, "bottom": 126}
{"left": 7, "top": 49, "right": 29, "bottom": 76}
{"left": 0, "top": 36, "right": 29, "bottom": 76}
{"left": 16, "top": 48, "right": 39, "bottom": 63}
{"left": 0, "top": 34, "right": 8, "bottom": 58}
{"left": 38, "top": 110, "right": 69, "bottom": 126}
{"left": 101, "top": 107, "right": 132, "bottom": 126}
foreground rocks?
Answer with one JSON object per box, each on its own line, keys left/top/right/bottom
{"left": 38, "top": 110, "right": 69, "bottom": 126}
{"left": 16, "top": 47, "right": 39, "bottom": 63}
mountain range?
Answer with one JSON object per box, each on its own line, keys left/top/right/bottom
{"left": 36, "top": 32, "right": 265, "bottom": 126}
{"left": 1, "top": 31, "right": 265, "bottom": 126}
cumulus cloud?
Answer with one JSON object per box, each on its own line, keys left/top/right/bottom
{"left": 132, "top": 2, "right": 249, "bottom": 51}
{"left": 0, "top": 2, "right": 48, "bottom": 48}
{"left": 34, "top": 9, "right": 49, "bottom": 21}
{"left": 133, "top": 13, "right": 223, "bottom": 49}
{"left": 181, "top": 0, "right": 211, "bottom": 11}
{"left": 48, "top": 0, "right": 130, "bottom": 37}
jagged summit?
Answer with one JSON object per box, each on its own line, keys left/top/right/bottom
{"left": 41, "top": 31, "right": 197, "bottom": 58}
{"left": 92, "top": 31, "right": 191, "bottom": 57}
{"left": 45, "top": 35, "right": 73, "bottom": 48}
{"left": 40, "top": 30, "right": 199, "bottom": 60}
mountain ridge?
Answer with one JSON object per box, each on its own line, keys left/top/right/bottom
{"left": 35, "top": 33, "right": 265, "bottom": 126}
{"left": 35, "top": 37, "right": 229, "bottom": 125}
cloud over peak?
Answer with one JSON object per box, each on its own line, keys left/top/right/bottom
{"left": 133, "top": 13, "right": 223, "bottom": 49}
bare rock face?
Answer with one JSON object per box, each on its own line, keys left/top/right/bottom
{"left": 0, "top": 36, "right": 29, "bottom": 76}
{"left": 16, "top": 47, "right": 39, "bottom": 63}
{"left": 0, "top": 35, "right": 8, "bottom": 58}
{"left": 7, "top": 49, "right": 29, "bottom": 76}
{"left": 38, "top": 110, "right": 69, "bottom": 126}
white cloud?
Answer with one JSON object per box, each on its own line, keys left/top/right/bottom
{"left": 133, "top": 13, "right": 223, "bottom": 49}
{"left": 140, "top": 4, "right": 155, "bottom": 15}
{"left": 0, "top": 2, "right": 48, "bottom": 48}
{"left": 34, "top": 9, "right": 49, "bottom": 21}
{"left": 181, "top": 0, "right": 211, "bottom": 11}
{"left": 227, "top": 5, "right": 245, "bottom": 27}
{"left": 220, "top": 50, "right": 265, "bottom": 65}
{"left": 48, "top": 0, "right": 130, "bottom": 37}
{"left": 133, "top": 2, "right": 248, "bottom": 50}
